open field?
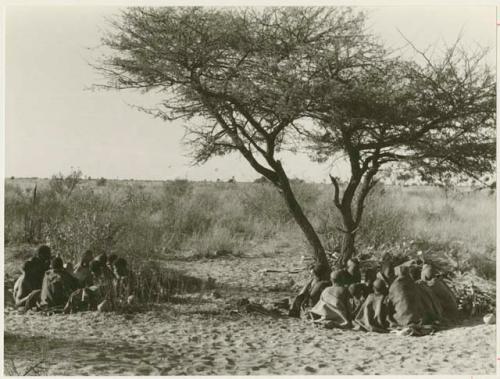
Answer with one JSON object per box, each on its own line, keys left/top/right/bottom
{"left": 4, "top": 178, "right": 497, "bottom": 375}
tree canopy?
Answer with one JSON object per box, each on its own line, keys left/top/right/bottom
{"left": 95, "top": 6, "right": 495, "bottom": 268}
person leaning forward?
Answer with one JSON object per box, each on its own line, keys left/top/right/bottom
{"left": 39, "top": 257, "right": 80, "bottom": 310}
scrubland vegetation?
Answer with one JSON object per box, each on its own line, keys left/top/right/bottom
{"left": 4, "top": 175, "right": 495, "bottom": 280}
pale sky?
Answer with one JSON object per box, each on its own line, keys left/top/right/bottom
{"left": 4, "top": 5, "right": 496, "bottom": 182}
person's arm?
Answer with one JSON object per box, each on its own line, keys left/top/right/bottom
{"left": 14, "top": 277, "right": 34, "bottom": 306}
{"left": 384, "top": 297, "right": 397, "bottom": 327}
{"left": 289, "top": 278, "right": 313, "bottom": 317}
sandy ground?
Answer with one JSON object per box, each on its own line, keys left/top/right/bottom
{"left": 4, "top": 241, "right": 497, "bottom": 375}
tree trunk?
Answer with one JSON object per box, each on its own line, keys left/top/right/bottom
{"left": 340, "top": 231, "right": 356, "bottom": 267}
{"left": 275, "top": 168, "right": 330, "bottom": 280}
{"left": 337, "top": 198, "right": 358, "bottom": 267}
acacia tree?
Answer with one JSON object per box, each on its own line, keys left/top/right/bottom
{"left": 95, "top": 7, "right": 384, "bottom": 276}
{"left": 304, "top": 41, "right": 495, "bottom": 265}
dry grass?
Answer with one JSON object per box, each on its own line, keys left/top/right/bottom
{"left": 4, "top": 178, "right": 496, "bottom": 281}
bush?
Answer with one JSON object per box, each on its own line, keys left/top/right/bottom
{"left": 96, "top": 177, "right": 107, "bottom": 186}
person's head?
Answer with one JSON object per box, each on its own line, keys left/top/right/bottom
{"left": 80, "top": 250, "right": 94, "bottom": 266}
{"left": 107, "top": 254, "right": 118, "bottom": 267}
{"left": 362, "top": 268, "right": 377, "bottom": 284}
{"left": 330, "top": 269, "right": 348, "bottom": 286}
{"left": 347, "top": 258, "right": 359, "bottom": 269}
{"left": 380, "top": 261, "right": 395, "bottom": 282}
{"left": 51, "top": 256, "right": 64, "bottom": 271}
{"left": 36, "top": 245, "right": 52, "bottom": 268}
{"left": 113, "top": 257, "right": 128, "bottom": 277}
{"left": 347, "top": 258, "right": 360, "bottom": 275}
{"left": 421, "top": 264, "right": 435, "bottom": 281}
{"left": 310, "top": 263, "right": 329, "bottom": 280}
{"left": 373, "top": 278, "right": 387, "bottom": 295}
{"left": 89, "top": 260, "right": 102, "bottom": 277}
{"left": 348, "top": 283, "right": 364, "bottom": 299}
{"left": 64, "top": 262, "right": 74, "bottom": 273}
{"left": 95, "top": 253, "right": 107, "bottom": 266}
{"left": 395, "top": 265, "right": 410, "bottom": 279}
{"left": 409, "top": 265, "right": 422, "bottom": 282}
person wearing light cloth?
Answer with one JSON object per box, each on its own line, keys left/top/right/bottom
{"left": 13, "top": 260, "right": 39, "bottom": 308}
{"left": 40, "top": 257, "right": 80, "bottom": 309}
{"left": 420, "top": 264, "right": 459, "bottom": 322}
{"left": 386, "top": 265, "right": 440, "bottom": 327}
{"left": 289, "top": 263, "right": 331, "bottom": 318}
{"left": 376, "top": 261, "right": 395, "bottom": 288}
{"left": 361, "top": 267, "right": 377, "bottom": 297}
{"left": 354, "top": 279, "right": 389, "bottom": 333}
{"left": 309, "top": 270, "right": 352, "bottom": 328}
{"left": 64, "top": 260, "right": 115, "bottom": 313}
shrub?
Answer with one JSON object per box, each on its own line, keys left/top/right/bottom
{"left": 96, "top": 177, "right": 107, "bottom": 186}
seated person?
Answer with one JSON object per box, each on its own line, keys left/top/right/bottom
{"left": 386, "top": 265, "right": 440, "bottom": 327}
{"left": 348, "top": 283, "right": 366, "bottom": 315}
{"left": 420, "top": 264, "right": 459, "bottom": 322}
{"left": 26, "top": 245, "right": 52, "bottom": 290}
{"left": 289, "top": 263, "right": 330, "bottom": 318}
{"left": 345, "top": 258, "right": 361, "bottom": 285}
{"left": 377, "top": 261, "right": 395, "bottom": 288}
{"left": 64, "top": 260, "right": 115, "bottom": 313}
{"left": 354, "top": 279, "right": 389, "bottom": 333}
{"left": 409, "top": 265, "right": 422, "bottom": 282}
{"left": 93, "top": 252, "right": 116, "bottom": 280}
{"left": 107, "top": 254, "right": 118, "bottom": 274}
{"left": 73, "top": 250, "right": 94, "bottom": 286}
{"left": 13, "top": 260, "right": 38, "bottom": 308}
{"left": 309, "top": 270, "right": 352, "bottom": 328}
{"left": 112, "top": 258, "right": 136, "bottom": 301}
{"left": 361, "top": 267, "right": 377, "bottom": 296}
{"left": 39, "top": 257, "right": 80, "bottom": 309}
{"left": 64, "top": 262, "right": 74, "bottom": 275}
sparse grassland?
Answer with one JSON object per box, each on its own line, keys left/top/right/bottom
{"left": 4, "top": 177, "right": 495, "bottom": 280}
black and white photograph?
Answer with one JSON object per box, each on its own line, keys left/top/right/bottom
{"left": 2, "top": 2, "right": 497, "bottom": 376}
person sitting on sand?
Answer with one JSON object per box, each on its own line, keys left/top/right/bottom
{"left": 39, "top": 257, "right": 80, "bottom": 310}
{"left": 288, "top": 263, "right": 331, "bottom": 318}
{"left": 64, "top": 262, "right": 74, "bottom": 275}
{"left": 64, "top": 260, "right": 115, "bottom": 313}
{"left": 420, "top": 264, "right": 459, "bottom": 322}
{"left": 73, "top": 249, "right": 94, "bottom": 286}
{"left": 112, "top": 257, "right": 136, "bottom": 301}
{"left": 377, "top": 261, "right": 395, "bottom": 288}
{"left": 348, "top": 283, "right": 366, "bottom": 315}
{"left": 345, "top": 258, "right": 361, "bottom": 285}
{"left": 94, "top": 252, "right": 116, "bottom": 280}
{"left": 309, "top": 270, "right": 352, "bottom": 328}
{"left": 353, "top": 279, "right": 389, "bottom": 333}
{"left": 361, "top": 268, "right": 377, "bottom": 296}
{"left": 13, "top": 260, "right": 38, "bottom": 308}
{"left": 26, "top": 245, "right": 52, "bottom": 290}
{"left": 385, "top": 265, "right": 440, "bottom": 328}
{"left": 107, "top": 254, "right": 118, "bottom": 274}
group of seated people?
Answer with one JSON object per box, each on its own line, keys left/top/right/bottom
{"left": 13, "top": 245, "right": 135, "bottom": 314}
{"left": 290, "top": 258, "right": 459, "bottom": 333}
